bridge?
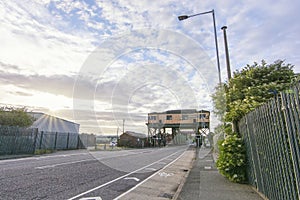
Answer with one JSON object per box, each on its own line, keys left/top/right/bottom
{"left": 146, "top": 109, "right": 210, "bottom": 147}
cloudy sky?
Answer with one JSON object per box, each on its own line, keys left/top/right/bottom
{"left": 0, "top": 0, "right": 299, "bottom": 135}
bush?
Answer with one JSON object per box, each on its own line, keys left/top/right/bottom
{"left": 216, "top": 133, "right": 247, "bottom": 183}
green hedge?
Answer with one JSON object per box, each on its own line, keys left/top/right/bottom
{"left": 216, "top": 133, "right": 247, "bottom": 183}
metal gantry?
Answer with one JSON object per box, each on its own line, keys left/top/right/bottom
{"left": 146, "top": 109, "right": 210, "bottom": 147}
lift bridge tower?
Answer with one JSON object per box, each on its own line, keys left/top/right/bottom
{"left": 146, "top": 109, "right": 210, "bottom": 147}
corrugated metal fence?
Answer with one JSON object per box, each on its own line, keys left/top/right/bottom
{"left": 239, "top": 83, "right": 300, "bottom": 200}
{"left": 0, "top": 127, "right": 96, "bottom": 155}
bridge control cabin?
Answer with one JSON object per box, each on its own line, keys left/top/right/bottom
{"left": 146, "top": 109, "right": 210, "bottom": 147}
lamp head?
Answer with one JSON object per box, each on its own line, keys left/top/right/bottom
{"left": 221, "top": 26, "right": 228, "bottom": 30}
{"left": 178, "top": 15, "right": 189, "bottom": 21}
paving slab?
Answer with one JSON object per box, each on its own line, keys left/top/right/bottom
{"left": 177, "top": 148, "right": 265, "bottom": 200}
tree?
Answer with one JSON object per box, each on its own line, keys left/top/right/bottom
{"left": 0, "top": 106, "right": 34, "bottom": 127}
{"left": 212, "top": 60, "right": 296, "bottom": 183}
{"left": 225, "top": 60, "right": 295, "bottom": 123}
{"left": 211, "top": 83, "right": 227, "bottom": 122}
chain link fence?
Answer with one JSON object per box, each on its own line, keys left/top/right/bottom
{"left": 239, "top": 82, "right": 300, "bottom": 200}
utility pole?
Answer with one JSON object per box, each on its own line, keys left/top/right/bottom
{"left": 117, "top": 127, "right": 119, "bottom": 139}
{"left": 122, "top": 119, "right": 125, "bottom": 134}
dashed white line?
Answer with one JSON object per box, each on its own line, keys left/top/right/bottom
{"left": 204, "top": 166, "right": 212, "bottom": 170}
{"left": 67, "top": 150, "right": 185, "bottom": 200}
{"left": 114, "top": 150, "right": 186, "bottom": 200}
{"left": 35, "top": 159, "right": 95, "bottom": 169}
{"left": 79, "top": 197, "right": 102, "bottom": 200}
{"left": 124, "top": 177, "right": 140, "bottom": 182}
{"left": 144, "top": 168, "right": 157, "bottom": 171}
{"left": 0, "top": 152, "right": 91, "bottom": 164}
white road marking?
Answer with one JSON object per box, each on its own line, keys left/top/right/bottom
{"left": 157, "top": 162, "right": 167, "bottom": 165}
{"left": 68, "top": 150, "right": 185, "bottom": 200}
{"left": 204, "top": 166, "right": 212, "bottom": 170}
{"left": 144, "top": 168, "right": 157, "bottom": 171}
{"left": 37, "top": 152, "right": 90, "bottom": 159}
{"left": 35, "top": 159, "right": 95, "bottom": 169}
{"left": 158, "top": 172, "right": 174, "bottom": 177}
{"left": 124, "top": 177, "right": 140, "bottom": 182}
{"left": 114, "top": 150, "right": 186, "bottom": 200}
{"left": 79, "top": 197, "right": 102, "bottom": 200}
{"left": 0, "top": 152, "right": 91, "bottom": 163}
{"left": 91, "top": 152, "right": 145, "bottom": 161}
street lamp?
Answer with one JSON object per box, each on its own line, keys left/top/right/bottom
{"left": 178, "top": 9, "right": 222, "bottom": 85}
{"left": 221, "top": 26, "right": 232, "bottom": 81}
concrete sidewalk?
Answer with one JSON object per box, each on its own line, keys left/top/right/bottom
{"left": 177, "top": 148, "right": 264, "bottom": 200}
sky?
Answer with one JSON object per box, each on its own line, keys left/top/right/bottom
{"left": 0, "top": 0, "right": 299, "bottom": 135}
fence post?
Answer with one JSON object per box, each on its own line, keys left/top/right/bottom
{"left": 12, "top": 127, "right": 17, "bottom": 154}
{"left": 66, "top": 132, "right": 70, "bottom": 149}
{"left": 39, "top": 131, "right": 44, "bottom": 150}
{"left": 32, "top": 128, "right": 38, "bottom": 154}
{"left": 54, "top": 132, "right": 58, "bottom": 150}
{"left": 77, "top": 134, "right": 80, "bottom": 149}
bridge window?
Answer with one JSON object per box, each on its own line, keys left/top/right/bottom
{"left": 166, "top": 115, "right": 172, "bottom": 120}
{"left": 182, "top": 115, "right": 189, "bottom": 120}
{"left": 199, "top": 114, "right": 206, "bottom": 119}
{"left": 148, "top": 116, "right": 156, "bottom": 120}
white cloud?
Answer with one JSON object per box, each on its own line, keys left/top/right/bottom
{"left": 0, "top": 0, "right": 299, "bottom": 133}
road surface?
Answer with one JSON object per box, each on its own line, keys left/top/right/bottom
{"left": 0, "top": 145, "right": 188, "bottom": 200}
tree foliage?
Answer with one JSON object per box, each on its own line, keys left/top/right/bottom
{"left": 0, "top": 106, "right": 34, "bottom": 127}
{"left": 212, "top": 60, "right": 296, "bottom": 183}
{"left": 225, "top": 60, "right": 295, "bottom": 122}
{"left": 211, "top": 84, "right": 227, "bottom": 122}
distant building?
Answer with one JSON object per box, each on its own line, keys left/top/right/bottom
{"left": 119, "top": 131, "right": 147, "bottom": 148}
{"left": 96, "top": 135, "right": 118, "bottom": 144}
{"left": 146, "top": 109, "right": 210, "bottom": 147}
{"left": 29, "top": 112, "right": 80, "bottom": 133}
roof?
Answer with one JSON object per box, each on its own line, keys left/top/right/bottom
{"left": 149, "top": 109, "right": 210, "bottom": 114}
{"left": 29, "top": 112, "right": 80, "bottom": 133}
{"left": 123, "top": 131, "right": 147, "bottom": 139}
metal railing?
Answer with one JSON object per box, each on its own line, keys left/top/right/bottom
{"left": 35, "top": 131, "right": 79, "bottom": 150}
{"left": 0, "top": 126, "right": 38, "bottom": 155}
{"left": 0, "top": 127, "right": 96, "bottom": 155}
{"left": 239, "top": 82, "right": 300, "bottom": 200}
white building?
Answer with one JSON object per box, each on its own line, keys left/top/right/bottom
{"left": 29, "top": 112, "right": 80, "bottom": 133}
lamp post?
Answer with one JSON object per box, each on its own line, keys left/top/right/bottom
{"left": 178, "top": 9, "right": 222, "bottom": 85}
{"left": 221, "top": 26, "right": 231, "bottom": 81}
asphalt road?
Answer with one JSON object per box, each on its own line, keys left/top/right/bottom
{"left": 0, "top": 145, "right": 188, "bottom": 200}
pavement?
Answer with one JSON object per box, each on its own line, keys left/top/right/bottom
{"left": 118, "top": 147, "right": 266, "bottom": 200}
